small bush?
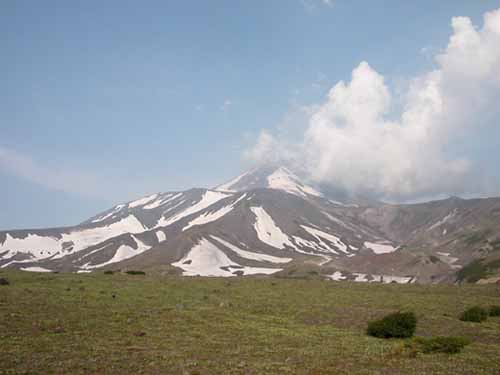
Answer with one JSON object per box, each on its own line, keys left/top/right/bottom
{"left": 0, "top": 278, "right": 9, "bottom": 286}
{"left": 125, "top": 270, "right": 146, "bottom": 275}
{"left": 104, "top": 270, "right": 114, "bottom": 275}
{"left": 429, "top": 255, "right": 441, "bottom": 264}
{"left": 489, "top": 305, "right": 500, "bottom": 317}
{"left": 367, "top": 311, "right": 417, "bottom": 338}
{"left": 456, "top": 259, "right": 488, "bottom": 283}
{"left": 486, "top": 259, "right": 500, "bottom": 269}
{"left": 409, "top": 336, "right": 471, "bottom": 354}
{"left": 460, "top": 306, "right": 488, "bottom": 322}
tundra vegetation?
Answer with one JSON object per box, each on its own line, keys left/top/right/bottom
{"left": 366, "top": 312, "right": 417, "bottom": 338}
{"left": 459, "top": 306, "right": 489, "bottom": 323}
{"left": 1, "top": 270, "right": 499, "bottom": 375}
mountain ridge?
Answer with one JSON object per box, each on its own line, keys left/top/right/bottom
{"left": 1, "top": 166, "right": 500, "bottom": 283}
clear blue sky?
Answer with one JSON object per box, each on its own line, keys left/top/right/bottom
{"left": 2, "top": 0, "right": 500, "bottom": 229}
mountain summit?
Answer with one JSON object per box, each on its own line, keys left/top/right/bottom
{"left": 1, "top": 166, "right": 500, "bottom": 283}
{"left": 215, "top": 166, "right": 323, "bottom": 198}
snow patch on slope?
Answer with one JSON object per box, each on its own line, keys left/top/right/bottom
{"left": 91, "top": 204, "right": 126, "bottom": 223}
{"left": 21, "top": 266, "right": 53, "bottom": 273}
{"left": 353, "top": 273, "right": 369, "bottom": 282}
{"left": 52, "top": 215, "right": 146, "bottom": 259}
{"left": 300, "top": 225, "right": 349, "bottom": 254}
{"left": 379, "top": 275, "right": 415, "bottom": 284}
{"left": 129, "top": 194, "right": 158, "bottom": 208}
{"left": 327, "top": 271, "right": 347, "bottom": 281}
{"left": 250, "top": 206, "right": 295, "bottom": 249}
{"left": 350, "top": 273, "right": 414, "bottom": 284}
{"left": 159, "top": 198, "right": 186, "bottom": 218}
{"left": 267, "top": 167, "right": 322, "bottom": 197}
{"left": 364, "top": 241, "right": 398, "bottom": 254}
{"left": 292, "top": 235, "right": 333, "bottom": 253}
{"left": 144, "top": 193, "right": 182, "bottom": 210}
{"left": 156, "top": 230, "right": 166, "bottom": 243}
{"left": 172, "top": 238, "right": 282, "bottom": 277}
{"left": 428, "top": 209, "right": 458, "bottom": 231}
{"left": 81, "top": 235, "right": 150, "bottom": 270}
{"left": 0, "top": 215, "right": 146, "bottom": 262}
{"left": 210, "top": 236, "right": 292, "bottom": 264}
{"left": 183, "top": 194, "right": 246, "bottom": 231}
{"left": 157, "top": 191, "right": 232, "bottom": 228}
{"left": 75, "top": 243, "right": 115, "bottom": 263}
{"left": 216, "top": 170, "right": 252, "bottom": 192}
{"left": 0, "top": 234, "right": 60, "bottom": 261}
{"left": 437, "top": 251, "right": 459, "bottom": 266}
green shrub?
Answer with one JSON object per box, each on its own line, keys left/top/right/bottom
{"left": 456, "top": 259, "right": 488, "bottom": 283}
{"left": 489, "top": 305, "right": 500, "bottom": 317}
{"left": 409, "top": 336, "right": 471, "bottom": 354}
{"left": 367, "top": 312, "right": 417, "bottom": 338}
{"left": 429, "top": 255, "right": 441, "bottom": 264}
{"left": 457, "top": 257, "right": 500, "bottom": 283}
{"left": 125, "top": 270, "right": 146, "bottom": 275}
{"left": 460, "top": 306, "right": 488, "bottom": 322}
{"left": 104, "top": 270, "right": 114, "bottom": 275}
{"left": 463, "top": 229, "right": 492, "bottom": 245}
{"left": 486, "top": 259, "right": 500, "bottom": 269}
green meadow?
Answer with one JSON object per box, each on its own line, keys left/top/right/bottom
{"left": 1, "top": 270, "right": 499, "bottom": 375}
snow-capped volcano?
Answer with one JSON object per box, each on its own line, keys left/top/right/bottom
{"left": 2, "top": 166, "right": 500, "bottom": 284}
{"left": 216, "top": 166, "right": 323, "bottom": 198}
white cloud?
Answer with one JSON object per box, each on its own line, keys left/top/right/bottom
{"left": 244, "top": 131, "right": 279, "bottom": 165}
{"left": 246, "top": 8, "right": 500, "bottom": 201}
{"left": 0, "top": 146, "right": 107, "bottom": 199}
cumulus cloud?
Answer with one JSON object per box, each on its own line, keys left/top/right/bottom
{"left": 246, "top": 8, "right": 500, "bottom": 201}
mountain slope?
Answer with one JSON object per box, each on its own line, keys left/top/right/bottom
{"left": 1, "top": 166, "right": 500, "bottom": 283}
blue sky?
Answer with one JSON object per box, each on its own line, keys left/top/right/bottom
{"left": 2, "top": 0, "right": 500, "bottom": 229}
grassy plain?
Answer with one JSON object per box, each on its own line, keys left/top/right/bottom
{"left": 1, "top": 270, "right": 499, "bottom": 375}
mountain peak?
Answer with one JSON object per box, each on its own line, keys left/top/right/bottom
{"left": 215, "top": 165, "right": 323, "bottom": 198}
